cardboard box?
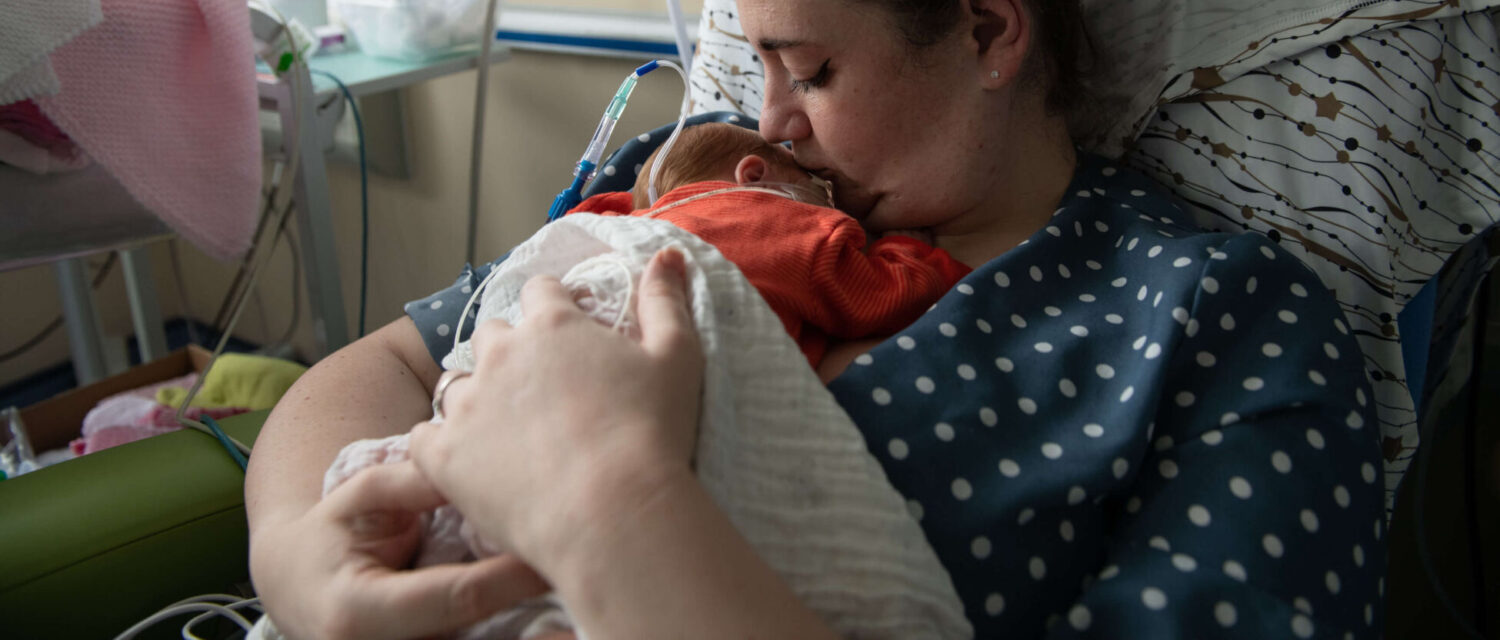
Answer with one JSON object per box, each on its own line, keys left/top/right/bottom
{"left": 17, "top": 344, "right": 213, "bottom": 452}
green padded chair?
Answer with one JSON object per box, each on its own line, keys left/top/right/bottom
{"left": 0, "top": 410, "right": 268, "bottom": 639}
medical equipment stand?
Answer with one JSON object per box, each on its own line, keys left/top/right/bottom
{"left": 258, "top": 64, "right": 350, "bottom": 357}
{"left": 252, "top": 45, "right": 515, "bottom": 358}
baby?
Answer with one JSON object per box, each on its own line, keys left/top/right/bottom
{"left": 572, "top": 122, "right": 970, "bottom": 367}
{"left": 316, "top": 123, "right": 972, "bottom": 640}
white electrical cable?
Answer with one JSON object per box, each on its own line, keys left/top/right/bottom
{"left": 646, "top": 59, "right": 692, "bottom": 206}
{"left": 168, "top": 2, "right": 311, "bottom": 458}
{"left": 112, "top": 596, "right": 261, "bottom": 640}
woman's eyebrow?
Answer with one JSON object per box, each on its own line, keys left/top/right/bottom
{"left": 758, "top": 38, "right": 804, "bottom": 52}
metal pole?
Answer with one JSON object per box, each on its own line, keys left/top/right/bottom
{"left": 54, "top": 258, "right": 108, "bottom": 384}
{"left": 119, "top": 245, "right": 170, "bottom": 361}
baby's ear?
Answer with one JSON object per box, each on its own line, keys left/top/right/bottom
{"left": 734, "top": 155, "right": 769, "bottom": 184}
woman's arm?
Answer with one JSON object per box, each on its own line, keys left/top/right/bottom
{"left": 547, "top": 465, "right": 843, "bottom": 638}
{"left": 245, "top": 316, "right": 441, "bottom": 528}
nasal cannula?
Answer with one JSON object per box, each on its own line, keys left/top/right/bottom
{"left": 546, "top": 59, "right": 692, "bottom": 222}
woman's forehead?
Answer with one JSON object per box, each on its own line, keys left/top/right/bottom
{"left": 738, "top": 0, "right": 881, "bottom": 48}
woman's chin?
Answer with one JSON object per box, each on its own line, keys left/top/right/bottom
{"left": 835, "top": 191, "right": 878, "bottom": 222}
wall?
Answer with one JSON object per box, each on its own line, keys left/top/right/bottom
{"left": 0, "top": 48, "right": 693, "bottom": 389}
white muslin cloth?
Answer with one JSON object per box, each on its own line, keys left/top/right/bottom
{"left": 280, "top": 214, "right": 974, "bottom": 640}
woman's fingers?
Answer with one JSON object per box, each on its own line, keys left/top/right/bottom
{"left": 468, "top": 318, "right": 513, "bottom": 365}
{"left": 406, "top": 421, "right": 449, "bottom": 480}
{"left": 323, "top": 460, "right": 446, "bottom": 521}
{"left": 637, "top": 249, "right": 698, "bottom": 357}
{"left": 356, "top": 554, "right": 551, "bottom": 639}
{"left": 518, "top": 275, "right": 579, "bottom": 328}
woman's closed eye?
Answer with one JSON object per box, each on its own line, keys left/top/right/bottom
{"left": 790, "top": 59, "right": 831, "bottom": 93}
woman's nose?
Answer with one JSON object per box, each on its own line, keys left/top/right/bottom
{"left": 759, "top": 92, "right": 812, "bottom": 145}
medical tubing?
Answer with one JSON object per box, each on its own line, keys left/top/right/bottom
{"left": 582, "top": 73, "right": 641, "bottom": 168}
{"left": 213, "top": 3, "right": 303, "bottom": 338}
{"left": 451, "top": 264, "right": 509, "bottom": 370}
{"left": 274, "top": 229, "right": 304, "bottom": 347}
{"left": 646, "top": 59, "right": 692, "bottom": 205}
{"left": 112, "top": 603, "right": 252, "bottom": 640}
{"left": 174, "top": 4, "right": 306, "bottom": 464}
{"left": 312, "top": 70, "right": 369, "bottom": 337}
{"left": 547, "top": 64, "right": 656, "bottom": 223}
{"left": 172, "top": 192, "right": 288, "bottom": 460}
{"left": 115, "top": 594, "right": 263, "bottom": 640}
{"left": 547, "top": 164, "right": 592, "bottom": 222}
{"left": 466, "top": 0, "right": 503, "bottom": 266}
{"left": 202, "top": 416, "right": 249, "bottom": 471}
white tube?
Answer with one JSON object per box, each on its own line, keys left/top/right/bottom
{"left": 647, "top": 59, "right": 692, "bottom": 206}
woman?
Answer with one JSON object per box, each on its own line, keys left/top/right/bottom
{"left": 246, "top": 0, "right": 1387, "bottom": 637}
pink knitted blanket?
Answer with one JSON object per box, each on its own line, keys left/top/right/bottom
{"left": 36, "top": 0, "right": 261, "bottom": 260}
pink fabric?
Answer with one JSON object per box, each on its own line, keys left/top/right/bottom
{"left": 77, "top": 373, "right": 200, "bottom": 438}
{"left": 144, "top": 404, "right": 248, "bottom": 428}
{"left": 119, "top": 372, "right": 199, "bottom": 402}
{"left": 0, "top": 100, "right": 76, "bottom": 155}
{"left": 72, "top": 391, "right": 248, "bottom": 455}
{"left": 80, "top": 395, "right": 160, "bottom": 438}
{"left": 323, "top": 434, "right": 497, "bottom": 563}
{"left": 35, "top": 0, "right": 260, "bottom": 260}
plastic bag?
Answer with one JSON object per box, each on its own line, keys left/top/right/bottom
{"left": 332, "top": 0, "right": 492, "bottom": 61}
{"left": 1, "top": 407, "right": 39, "bottom": 479}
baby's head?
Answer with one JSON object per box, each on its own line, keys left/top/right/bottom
{"left": 633, "top": 122, "right": 831, "bottom": 209}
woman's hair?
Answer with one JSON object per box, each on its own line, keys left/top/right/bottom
{"left": 861, "top": 0, "right": 1094, "bottom": 119}
{"left": 633, "top": 123, "right": 798, "bottom": 208}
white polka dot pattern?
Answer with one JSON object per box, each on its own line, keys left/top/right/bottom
{"left": 823, "top": 161, "right": 1384, "bottom": 638}
{"left": 410, "top": 157, "right": 1386, "bottom": 639}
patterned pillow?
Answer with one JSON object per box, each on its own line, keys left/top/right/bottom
{"left": 1124, "top": 9, "right": 1500, "bottom": 511}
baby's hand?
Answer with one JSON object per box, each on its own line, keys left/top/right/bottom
{"left": 880, "top": 228, "right": 935, "bottom": 245}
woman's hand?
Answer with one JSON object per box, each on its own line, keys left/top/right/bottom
{"left": 408, "top": 249, "right": 705, "bottom": 573}
{"left": 248, "top": 461, "right": 550, "bottom": 640}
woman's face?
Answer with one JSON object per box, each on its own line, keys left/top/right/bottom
{"left": 741, "top": 0, "right": 998, "bottom": 232}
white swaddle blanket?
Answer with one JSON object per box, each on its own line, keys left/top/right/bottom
{"left": 318, "top": 214, "right": 972, "bottom": 639}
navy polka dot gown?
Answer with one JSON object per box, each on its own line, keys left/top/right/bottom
{"left": 827, "top": 155, "right": 1387, "bottom": 638}
{"left": 404, "top": 155, "right": 1387, "bottom": 639}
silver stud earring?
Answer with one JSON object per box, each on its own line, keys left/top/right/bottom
{"left": 990, "top": 70, "right": 999, "bottom": 79}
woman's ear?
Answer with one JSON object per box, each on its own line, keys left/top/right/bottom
{"left": 734, "top": 155, "right": 769, "bottom": 184}
{"left": 965, "top": 0, "right": 1029, "bottom": 89}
